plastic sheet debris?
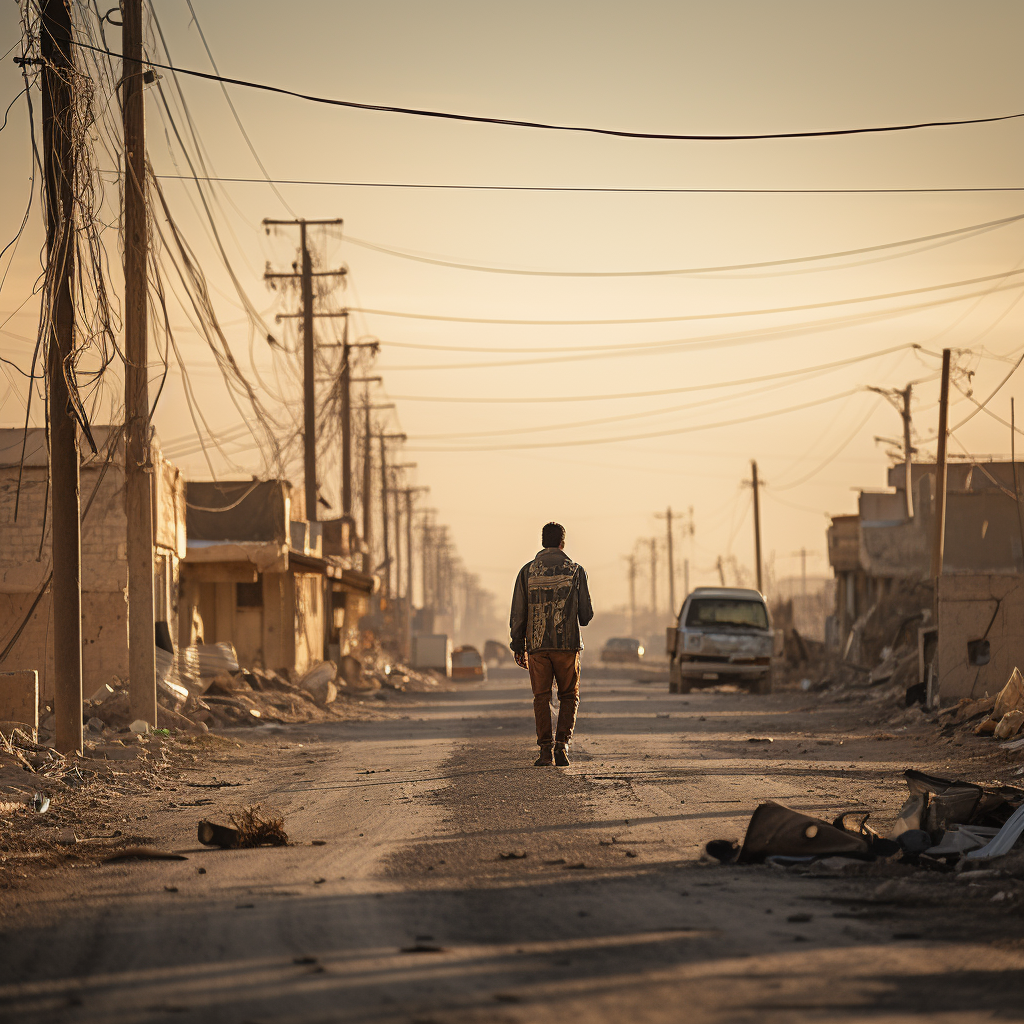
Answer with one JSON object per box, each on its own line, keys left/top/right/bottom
{"left": 966, "top": 803, "right": 1024, "bottom": 861}
{"left": 925, "top": 825, "right": 999, "bottom": 857}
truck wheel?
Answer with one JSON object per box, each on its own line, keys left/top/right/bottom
{"left": 670, "top": 663, "right": 693, "bottom": 694}
{"left": 753, "top": 674, "right": 773, "bottom": 695}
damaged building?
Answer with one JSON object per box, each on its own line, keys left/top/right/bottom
{"left": 181, "top": 481, "right": 375, "bottom": 675}
{"left": 828, "top": 460, "right": 1024, "bottom": 703}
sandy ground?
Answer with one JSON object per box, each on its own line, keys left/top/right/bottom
{"left": 1, "top": 666, "right": 1024, "bottom": 1023}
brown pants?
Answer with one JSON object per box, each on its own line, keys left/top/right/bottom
{"left": 528, "top": 650, "right": 581, "bottom": 748}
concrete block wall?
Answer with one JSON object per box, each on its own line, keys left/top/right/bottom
{"left": 937, "top": 573, "right": 1024, "bottom": 703}
{"left": 0, "top": 669, "right": 38, "bottom": 728}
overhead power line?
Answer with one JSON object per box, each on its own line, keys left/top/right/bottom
{"left": 147, "top": 173, "right": 1024, "bottom": 194}
{"left": 406, "top": 389, "right": 862, "bottom": 452}
{"left": 343, "top": 213, "right": 1024, "bottom": 278}
{"left": 382, "top": 282, "right": 1022, "bottom": 372}
{"left": 69, "top": 40, "right": 1024, "bottom": 142}
{"left": 388, "top": 344, "right": 920, "bottom": 403}
{"left": 352, "top": 269, "right": 1024, "bottom": 327}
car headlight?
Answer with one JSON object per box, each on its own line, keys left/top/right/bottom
{"left": 684, "top": 633, "right": 701, "bottom": 651}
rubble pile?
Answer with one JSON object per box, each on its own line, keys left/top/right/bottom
{"left": 794, "top": 581, "right": 934, "bottom": 713}
{"left": 936, "top": 667, "right": 1024, "bottom": 749}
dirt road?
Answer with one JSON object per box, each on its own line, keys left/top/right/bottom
{"left": 2, "top": 667, "right": 1023, "bottom": 1023}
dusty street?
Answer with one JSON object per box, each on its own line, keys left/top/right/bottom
{"left": 2, "top": 668, "right": 1024, "bottom": 1024}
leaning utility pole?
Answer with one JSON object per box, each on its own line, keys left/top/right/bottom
{"left": 656, "top": 507, "right": 676, "bottom": 614}
{"left": 751, "top": 460, "right": 764, "bottom": 593}
{"left": 870, "top": 383, "right": 916, "bottom": 520}
{"left": 41, "top": 0, "right": 82, "bottom": 753}
{"left": 263, "top": 218, "right": 345, "bottom": 520}
{"left": 930, "top": 349, "right": 952, "bottom": 581}
{"left": 122, "top": 0, "right": 157, "bottom": 729}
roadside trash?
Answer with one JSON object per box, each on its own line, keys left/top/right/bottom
{"left": 709, "top": 768, "right": 1024, "bottom": 872}
{"left": 499, "top": 850, "right": 527, "bottom": 859}
{"left": 128, "top": 719, "right": 149, "bottom": 735}
{"left": 198, "top": 820, "right": 241, "bottom": 848}
{"left": 31, "top": 791, "right": 50, "bottom": 813}
{"left": 924, "top": 825, "right": 999, "bottom": 857}
{"left": 747, "top": 737, "right": 773, "bottom": 744}
{"left": 705, "top": 840, "right": 740, "bottom": 864}
{"left": 966, "top": 803, "right": 1024, "bottom": 860}
{"left": 738, "top": 803, "right": 871, "bottom": 863}
{"left": 895, "top": 830, "right": 932, "bottom": 856}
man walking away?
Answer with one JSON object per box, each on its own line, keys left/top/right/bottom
{"left": 510, "top": 522, "right": 594, "bottom": 767}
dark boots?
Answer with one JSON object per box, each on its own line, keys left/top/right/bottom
{"left": 534, "top": 745, "right": 554, "bottom": 766}
{"left": 554, "top": 745, "right": 570, "bottom": 766}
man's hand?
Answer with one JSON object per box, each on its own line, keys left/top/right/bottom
{"left": 514, "top": 651, "right": 528, "bottom": 671}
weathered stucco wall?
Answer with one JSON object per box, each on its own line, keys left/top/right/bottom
{"left": 937, "top": 574, "right": 1024, "bottom": 703}
{"left": 0, "top": 447, "right": 186, "bottom": 701}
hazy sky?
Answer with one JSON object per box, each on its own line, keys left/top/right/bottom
{"left": 2, "top": 1, "right": 1024, "bottom": 612}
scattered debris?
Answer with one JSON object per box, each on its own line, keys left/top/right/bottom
{"left": 708, "top": 768, "right": 1024, "bottom": 872}
{"left": 499, "top": 850, "right": 528, "bottom": 860}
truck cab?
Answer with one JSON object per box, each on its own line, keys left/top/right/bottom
{"left": 668, "top": 587, "right": 774, "bottom": 694}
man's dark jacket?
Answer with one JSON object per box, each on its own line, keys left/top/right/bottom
{"left": 509, "top": 548, "right": 594, "bottom": 655}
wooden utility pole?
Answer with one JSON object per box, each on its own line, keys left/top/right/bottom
{"left": 263, "top": 218, "right": 345, "bottom": 521}
{"left": 1012, "top": 400, "right": 1024, "bottom": 570}
{"left": 358, "top": 398, "right": 394, "bottom": 574}
{"left": 901, "top": 384, "right": 914, "bottom": 519}
{"left": 395, "top": 485, "right": 427, "bottom": 658}
{"left": 656, "top": 507, "right": 676, "bottom": 614}
{"left": 623, "top": 553, "right": 637, "bottom": 635}
{"left": 377, "top": 433, "right": 407, "bottom": 594}
{"left": 683, "top": 558, "right": 690, "bottom": 599}
{"left": 42, "top": 0, "right": 82, "bottom": 753}
{"left": 122, "top": 0, "right": 157, "bottom": 729}
{"left": 362, "top": 398, "right": 372, "bottom": 574}
{"left": 338, "top": 333, "right": 380, "bottom": 517}
{"left": 339, "top": 317, "right": 351, "bottom": 515}
{"left": 716, "top": 556, "right": 725, "bottom": 586}
{"left": 421, "top": 515, "right": 433, "bottom": 608}
{"left": 930, "top": 349, "right": 952, "bottom": 581}
{"left": 751, "top": 460, "right": 763, "bottom": 593}
{"left": 648, "top": 538, "right": 658, "bottom": 616}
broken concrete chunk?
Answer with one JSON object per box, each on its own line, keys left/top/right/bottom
{"left": 297, "top": 662, "right": 338, "bottom": 706}
{"left": 994, "top": 710, "right": 1024, "bottom": 740}
{"left": 994, "top": 667, "right": 1024, "bottom": 720}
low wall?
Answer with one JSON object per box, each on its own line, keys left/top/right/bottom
{"left": 937, "top": 574, "right": 1024, "bottom": 703}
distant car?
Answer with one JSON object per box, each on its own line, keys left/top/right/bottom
{"left": 600, "top": 637, "right": 645, "bottom": 664}
{"left": 668, "top": 587, "right": 774, "bottom": 694}
{"left": 451, "top": 645, "right": 487, "bottom": 681}
{"left": 483, "top": 639, "right": 513, "bottom": 667}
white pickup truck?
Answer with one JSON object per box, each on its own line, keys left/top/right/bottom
{"left": 667, "top": 587, "right": 775, "bottom": 694}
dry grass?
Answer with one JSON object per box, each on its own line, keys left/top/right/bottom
{"left": 229, "top": 804, "right": 289, "bottom": 847}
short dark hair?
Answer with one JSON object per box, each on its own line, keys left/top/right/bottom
{"left": 542, "top": 522, "right": 565, "bottom": 548}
